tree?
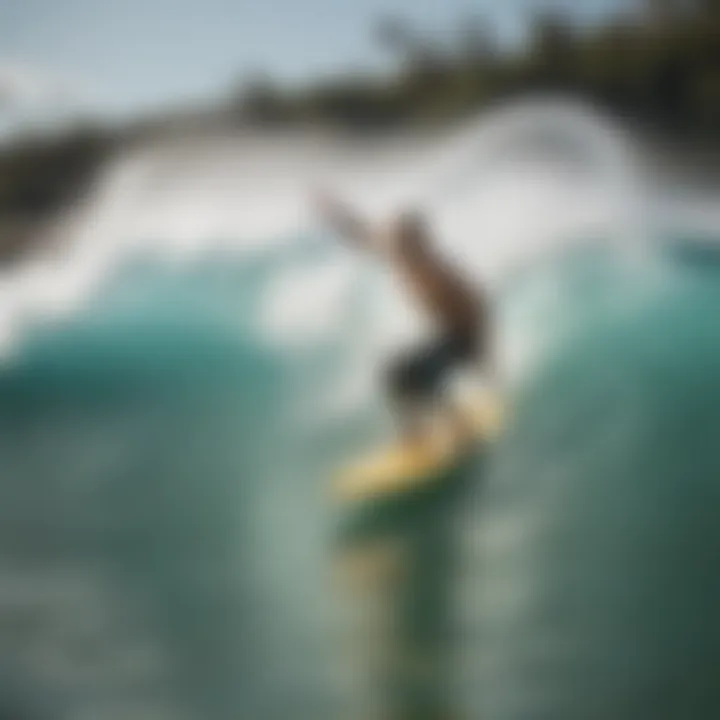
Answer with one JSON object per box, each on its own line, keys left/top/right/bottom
{"left": 236, "top": 72, "right": 288, "bottom": 123}
{"left": 374, "top": 15, "right": 416, "bottom": 57}
{"left": 528, "top": 10, "right": 577, "bottom": 87}
{"left": 456, "top": 12, "right": 496, "bottom": 65}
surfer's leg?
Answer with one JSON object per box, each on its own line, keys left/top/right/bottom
{"left": 434, "top": 333, "right": 479, "bottom": 445}
{"left": 384, "top": 368, "right": 424, "bottom": 445}
{"left": 443, "top": 393, "right": 475, "bottom": 445}
{"left": 384, "top": 346, "right": 441, "bottom": 446}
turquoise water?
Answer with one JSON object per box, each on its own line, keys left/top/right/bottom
{"left": 1, "top": 233, "right": 719, "bottom": 719}
{"left": 0, "top": 242, "right": 388, "bottom": 719}
{"left": 471, "top": 237, "right": 720, "bottom": 719}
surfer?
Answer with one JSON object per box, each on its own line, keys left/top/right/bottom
{"left": 316, "top": 192, "right": 491, "bottom": 448}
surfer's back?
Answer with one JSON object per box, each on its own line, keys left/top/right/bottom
{"left": 384, "top": 213, "right": 484, "bottom": 344}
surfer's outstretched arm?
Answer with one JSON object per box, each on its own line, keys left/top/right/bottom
{"left": 315, "top": 192, "right": 375, "bottom": 251}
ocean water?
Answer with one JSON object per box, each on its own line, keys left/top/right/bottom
{"left": 469, "top": 237, "right": 720, "bottom": 720}
{"left": 0, "top": 100, "right": 718, "bottom": 720}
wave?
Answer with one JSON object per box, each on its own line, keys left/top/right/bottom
{"left": 0, "top": 99, "right": 719, "bottom": 719}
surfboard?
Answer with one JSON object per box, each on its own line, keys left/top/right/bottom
{"left": 334, "top": 393, "right": 504, "bottom": 504}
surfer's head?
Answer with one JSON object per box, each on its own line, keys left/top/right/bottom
{"left": 390, "top": 210, "right": 430, "bottom": 258}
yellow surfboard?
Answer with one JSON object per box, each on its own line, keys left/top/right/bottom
{"left": 334, "top": 393, "right": 504, "bottom": 504}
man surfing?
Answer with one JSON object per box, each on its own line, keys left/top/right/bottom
{"left": 316, "top": 192, "right": 492, "bottom": 449}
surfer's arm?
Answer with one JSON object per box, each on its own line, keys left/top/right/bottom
{"left": 315, "top": 192, "right": 375, "bottom": 251}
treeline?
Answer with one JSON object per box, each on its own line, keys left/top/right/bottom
{"left": 0, "top": 126, "right": 116, "bottom": 260}
{"left": 237, "top": 0, "right": 720, "bottom": 136}
{"left": 0, "top": 126, "right": 111, "bottom": 217}
{"left": 0, "top": 0, "right": 719, "bottom": 254}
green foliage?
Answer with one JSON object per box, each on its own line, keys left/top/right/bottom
{"left": 234, "top": 1, "right": 720, "bottom": 136}
{"left": 0, "top": 0, "right": 718, "bottom": 259}
{"left": 0, "top": 127, "right": 112, "bottom": 217}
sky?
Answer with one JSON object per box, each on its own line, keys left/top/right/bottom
{"left": 0, "top": 0, "right": 637, "bottom": 129}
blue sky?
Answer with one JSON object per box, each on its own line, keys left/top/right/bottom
{"left": 0, "top": 0, "right": 636, "bottom": 124}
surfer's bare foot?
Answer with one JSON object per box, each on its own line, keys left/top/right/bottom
{"left": 396, "top": 414, "right": 434, "bottom": 452}
{"left": 446, "top": 404, "right": 473, "bottom": 447}
{"left": 392, "top": 404, "right": 430, "bottom": 451}
{"left": 399, "top": 428, "right": 430, "bottom": 452}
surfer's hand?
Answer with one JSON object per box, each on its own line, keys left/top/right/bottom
{"left": 313, "top": 189, "right": 343, "bottom": 222}
{"left": 312, "top": 191, "right": 369, "bottom": 248}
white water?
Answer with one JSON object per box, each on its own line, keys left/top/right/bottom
{"left": 0, "top": 97, "right": 719, "bottom": 720}
{"left": 0, "top": 98, "right": 667, "bottom": 389}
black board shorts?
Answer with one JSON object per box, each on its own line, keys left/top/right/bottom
{"left": 385, "top": 331, "right": 477, "bottom": 402}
